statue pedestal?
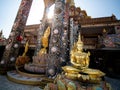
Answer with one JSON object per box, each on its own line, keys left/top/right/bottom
{"left": 44, "top": 75, "right": 111, "bottom": 90}
{"left": 24, "top": 54, "right": 49, "bottom": 74}
{"left": 7, "top": 67, "right": 53, "bottom": 89}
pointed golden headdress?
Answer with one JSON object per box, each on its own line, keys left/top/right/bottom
{"left": 76, "top": 33, "right": 83, "bottom": 46}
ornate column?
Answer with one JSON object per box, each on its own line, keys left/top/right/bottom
{"left": 34, "top": 7, "right": 49, "bottom": 55}
{"left": 34, "top": 0, "right": 55, "bottom": 55}
{"left": 70, "top": 18, "right": 74, "bottom": 50}
{"left": 47, "top": 0, "right": 65, "bottom": 76}
{"left": 60, "top": 2, "right": 70, "bottom": 65}
{"left": 1, "top": 0, "right": 33, "bottom": 67}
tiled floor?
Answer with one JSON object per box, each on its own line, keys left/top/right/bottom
{"left": 0, "top": 75, "right": 120, "bottom": 90}
{"left": 0, "top": 75, "right": 42, "bottom": 90}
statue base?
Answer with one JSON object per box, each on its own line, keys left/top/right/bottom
{"left": 44, "top": 74, "right": 111, "bottom": 90}
{"left": 7, "top": 66, "right": 53, "bottom": 89}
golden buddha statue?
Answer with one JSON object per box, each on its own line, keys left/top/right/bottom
{"left": 62, "top": 33, "right": 105, "bottom": 83}
{"left": 70, "top": 34, "right": 90, "bottom": 70}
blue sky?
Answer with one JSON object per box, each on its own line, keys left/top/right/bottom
{"left": 0, "top": 0, "right": 120, "bottom": 38}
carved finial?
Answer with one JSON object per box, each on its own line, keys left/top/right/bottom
{"left": 0, "top": 30, "right": 3, "bottom": 37}
{"left": 70, "top": 0, "right": 75, "bottom": 6}
{"left": 112, "top": 13, "right": 115, "bottom": 17}
{"left": 78, "top": 33, "right": 82, "bottom": 42}
{"left": 103, "top": 28, "right": 107, "bottom": 33}
{"left": 0, "top": 30, "right": 2, "bottom": 33}
{"left": 66, "top": 0, "right": 71, "bottom": 3}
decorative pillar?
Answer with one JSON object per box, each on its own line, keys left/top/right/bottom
{"left": 47, "top": 0, "right": 65, "bottom": 76}
{"left": 70, "top": 18, "right": 74, "bottom": 50}
{"left": 34, "top": 0, "right": 56, "bottom": 55}
{"left": 34, "top": 6, "right": 49, "bottom": 55}
{"left": 60, "top": 2, "right": 70, "bottom": 65}
{"left": 1, "top": 0, "right": 33, "bottom": 67}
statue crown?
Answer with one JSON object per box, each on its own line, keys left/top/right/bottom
{"left": 76, "top": 33, "right": 83, "bottom": 46}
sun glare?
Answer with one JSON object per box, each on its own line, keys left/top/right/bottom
{"left": 47, "top": 4, "right": 55, "bottom": 19}
{"left": 26, "top": 0, "right": 44, "bottom": 25}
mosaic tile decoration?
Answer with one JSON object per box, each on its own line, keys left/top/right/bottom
{"left": 103, "top": 34, "right": 120, "bottom": 48}
{"left": 2, "top": 0, "right": 33, "bottom": 65}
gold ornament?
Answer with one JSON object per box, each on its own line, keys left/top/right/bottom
{"left": 38, "top": 26, "right": 51, "bottom": 56}
{"left": 22, "top": 40, "right": 29, "bottom": 57}
{"left": 62, "top": 33, "right": 105, "bottom": 83}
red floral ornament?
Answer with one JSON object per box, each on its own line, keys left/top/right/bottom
{"left": 16, "top": 35, "right": 23, "bottom": 41}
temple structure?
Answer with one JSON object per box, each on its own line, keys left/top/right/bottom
{"left": 23, "top": 15, "right": 120, "bottom": 49}
{"left": 0, "top": 0, "right": 120, "bottom": 89}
